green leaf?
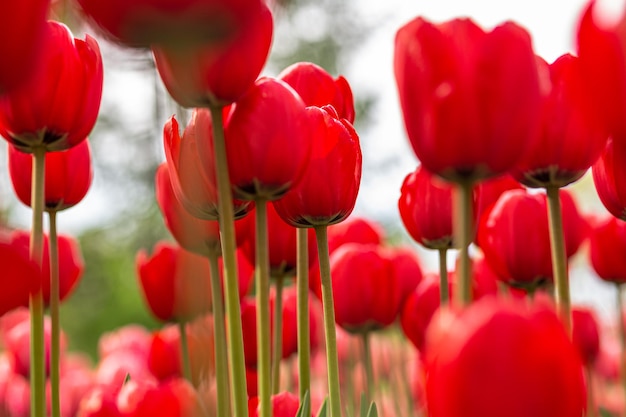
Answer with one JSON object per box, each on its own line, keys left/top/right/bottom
{"left": 296, "top": 391, "right": 311, "bottom": 417}
{"left": 316, "top": 397, "right": 328, "bottom": 417}
{"left": 366, "top": 402, "right": 378, "bottom": 417}
{"left": 599, "top": 408, "right": 617, "bottom": 417}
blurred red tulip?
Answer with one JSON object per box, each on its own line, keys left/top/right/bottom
{"left": 0, "top": 240, "right": 41, "bottom": 316}
{"left": 513, "top": 54, "right": 608, "bottom": 188}
{"left": 577, "top": 1, "right": 626, "bottom": 141}
{"left": 0, "top": 0, "right": 49, "bottom": 93}
{"left": 76, "top": 387, "right": 122, "bottom": 417}
{"left": 11, "top": 230, "right": 84, "bottom": 307}
{"left": 274, "top": 106, "right": 361, "bottom": 228}
{"left": 588, "top": 215, "right": 626, "bottom": 283}
{"left": 424, "top": 297, "right": 586, "bottom": 417}
{"left": 152, "top": 2, "right": 272, "bottom": 108}
{"left": 572, "top": 307, "right": 601, "bottom": 367}
{"left": 163, "top": 110, "right": 252, "bottom": 221}
{"left": 254, "top": 392, "right": 301, "bottom": 417}
{"left": 326, "top": 216, "right": 385, "bottom": 254}
{"left": 278, "top": 61, "right": 355, "bottom": 123}
{"left": 8, "top": 140, "right": 93, "bottom": 211}
{"left": 593, "top": 137, "right": 626, "bottom": 220}
{"left": 155, "top": 162, "right": 221, "bottom": 257}
{"left": 117, "top": 378, "right": 205, "bottom": 417}
{"left": 394, "top": 17, "right": 541, "bottom": 182}
{"left": 224, "top": 77, "right": 310, "bottom": 201}
{"left": 475, "top": 175, "right": 523, "bottom": 227}
{"left": 0, "top": 21, "right": 103, "bottom": 152}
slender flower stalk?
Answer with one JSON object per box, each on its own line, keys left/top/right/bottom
{"left": 207, "top": 250, "right": 231, "bottom": 417}
{"left": 617, "top": 283, "right": 626, "bottom": 412}
{"left": 178, "top": 321, "right": 192, "bottom": 382}
{"left": 454, "top": 180, "right": 474, "bottom": 306}
{"left": 315, "top": 225, "right": 342, "bottom": 417}
{"left": 30, "top": 146, "right": 46, "bottom": 417}
{"left": 296, "top": 228, "right": 311, "bottom": 400}
{"left": 546, "top": 186, "right": 571, "bottom": 334}
{"left": 361, "top": 332, "right": 374, "bottom": 401}
{"left": 438, "top": 248, "right": 449, "bottom": 305}
{"left": 48, "top": 210, "right": 61, "bottom": 417}
{"left": 272, "top": 273, "right": 285, "bottom": 394}
{"left": 255, "top": 198, "right": 272, "bottom": 417}
{"left": 208, "top": 104, "right": 248, "bottom": 417}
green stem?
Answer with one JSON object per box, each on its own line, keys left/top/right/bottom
{"left": 296, "top": 228, "right": 311, "bottom": 400}
{"left": 255, "top": 198, "right": 271, "bottom": 417}
{"left": 438, "top": 248, "right": 449, "bottom": 305}
{"left": 361, "top": 332, "right": 374, "bottom": 401}
{"left": 271, "top": 274, "right": 284, "bottom": 394}
{"left": 48, "top": 210, "right": 61, "bottom": 417}
{"left": 315, "top": 225, "right": 342, "bottom": 417}
{"left": 207, "top": 250, "right": 231, "bottom": 417}
{"left": 585, "top": 365, "right": 595, "bottom": 417}
{"left": 178, "top": 321, "right": 192, "bottom": 383}
{"left": 546, "top": 186, "right": 571, "bottom": 335}
{"left": 453, "top": 180, "right": 473, "bottom": 306}
{"left": 617, "top": 284, "right": 626, "bottom": 416}
{"left": 29, "top": 146, "right": 46, "bottom": 417}
{"left": 209, "top": 104, "right": 248, "bottom": 417}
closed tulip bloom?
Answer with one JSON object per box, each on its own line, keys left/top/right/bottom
{"left": 152, "top": 3, "right": 273, "bottom": 108}
{"left": 0, "top": 240, "right": 41, "bottom": 316}
{"left": 326, "top": 216, "right": 385, "bottom": 254}
{"left": 330, "top": 243, "right": 403, "bottom": 332}
{"left": 0, "top": 0, "right": 49, "bottom": 93}
{"left": 155, "top": 162, "right": 221, "bottom": 257}
{"left": 475, "top": 174, "right": 523, "bottom": 226}
{"left": 117, "top": 378, "right": 206, "bottom": 417}
{"left": 424, "top": 297, "right": 586, "bottom": 417}
{"left": 274, "top": 106, "right": 362, "bottom": 227}
{"left": 588, "top": 216, "right": 626, "bottom": 283}
{"left": 394, "top": 17, "right": 541, "bottom": 182}
{"left": 8, "top": 140, "right": 93, "bottom": 212}
{"left": 513, "top": 54, "right": 608, "bottom": 188}
{"left": 78, "top": 0, "right": 267, "bottom": 48}
{"left": 278, "top": 62, "right": 355, "bottom": 123}
{"left": 11, "top": 230, "right": 84, "bottom": 306}
{"left": 163, "top": 110, "right": 251, "bottom": 220}
{"left": 224, "top": 77, "right": 310, "bottom": 201}
{"left": 593, "top": 137, "right": 626, "bottom": 220}
{"left": 572, "top": 307, "right": 601, "bottom": 367}
{"left": 136, "top": 242, "right": 212, "bottom": 323}
{"left": 0, "top": 21, "right": 103, "bottom": 153}
{"left": 577, "top": 1, "right": 626, "bottom": 141}
{"left": 477, "top": 189, "right": 584, "bottom": 290}
{"left": 254, "top": 392, "right": 300, "bottom": 417}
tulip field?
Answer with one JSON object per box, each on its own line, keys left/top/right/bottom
{"left": 2, "top": 1, "right": 626, "bottom": 417}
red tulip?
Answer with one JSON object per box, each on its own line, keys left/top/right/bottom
{"left": 513, "top": 54, "right": 608, "bottom": 188}
{"left": 572, "top": 307, "right": 601, "bottom": 367}
{"left": 147, "top": 317, "right": 215, "bottom": 387}
{"left": 274, "top": 106, "right": 361, "bottom": 227}
{"left": 8, "top": 140, "right": 93, "bottom": 211}
{"left": 588, "top": 215, "right": 626, "bottom": 283}
{"left": 78, "top": 0, "right": 267, "bottom": 48}
{"left": 400, "top": 274, "right": 448, "bottom": 353}
{"left": 0, "top": 21, "right": 103, "bottom": 152}
{"left": 224, "top": 77, "right": 310, "bottom": 201}
{"left": 394, "top": 17, "right": 541, "bottom": 182}
{"left": 254, "top": 392, "right": 301, "bottom": 417}
{"left": 238, "top": 203, "right": 318, "bottom": 277}
{"left": 163, "top": 109, "right": 252, "bottom": 220}
{"left": 475, "top": 175, "right": 524, "bottom": 224}
{"left": 399, "top": 165, "right": 478, "bottom": 250}
{"left": 278, "top": 62, "right": 355, "bottom": 123}
{"left": 329, "top": 243, "right": 404, "bottom": 332}
{"left": 76, "top": 387, "right": 122, "bottom": 417}
{"left": 136, "top": 241, "right": 212, "bottom": 323}
{"left": 384, "top": 246, "right": 423, "bottom": 305}
{"left": 424, "top": 297, "right": 586, "bottom": 417}
{"left": 0, "top": 240, "right": 41, "bottom": 316}
{"left": 0, "top": 0, "right": 49, "bottom": 93}
{"left": 11, "top": 230, "right": 84, "bottom": 306}
{"left": 477, "top": 189, "right": 584, "bottom": 290}
{"left": 593, "top": 137, "right": 626, "bottom": 220}
{"left": 152, "top": 3, "right": 273, "bottom": 108}
{"left": 117, "top": 378, "right": 205, "bottom": 417}
{"left": 155, "top": 162, "right": 221, "bottom": 257}
{"left": 577, "top": 1, "right": 626, "bottom": 141}
{"left": 326, "top": 216, "right": 385, "bottom": 254}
